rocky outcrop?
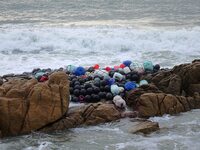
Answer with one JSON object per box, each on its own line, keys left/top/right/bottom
{"left": 151, "top": 60, "right": 200, "bottom": 96}
{"left": 129, "top": 120, "right": 159, "bottom": 134}
{"left": 135, "top": 92, "right": 200, "bottom": 118}
{"left": 0, "top": 71, "right": 69, "bottom": 137}
{"left": 40, "top": 103, "right": 121, "bottom": 132}
{"left": 125, "top": 84, "right": 162, "bottom": 107}
{"left": 126, "top": 60, "right": 200, "bottom": 117}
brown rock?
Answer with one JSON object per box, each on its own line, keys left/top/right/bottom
{"left": 84, "top": 103, "right": 120, "bottom": 125}
{"left": 41, "top": 103, "right": 121, "bottom": 132}
{"left": 152, "top": 73, "right": 182, "bottom": 95}
{"left": 136, "top": 93, "right": 197, "bottom": 117}
{"left": 129, "top": 121, "right": 159, "bottom": 134}
{"left": 126, "top": 84, "right": 162, "bottom": 107}
{"left": 0, "top": 71, "right": 69, "bottom": 137}
{"left": 151, "top": 61, "right": 200, "bottom": 96}
{"left": 0, "top": 77, "right": 3, "bottom": 86}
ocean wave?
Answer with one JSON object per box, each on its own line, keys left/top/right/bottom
{"left": 0, "top": 25, "right": 199, "bottom": 75}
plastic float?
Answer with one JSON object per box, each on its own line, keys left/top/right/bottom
{"left": 33, "top": 60, "right": 160, "bottom": 103}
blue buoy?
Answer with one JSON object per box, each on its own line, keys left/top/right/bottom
{"left": 123, "top": 60, "right": 132, "bottom": 67}
{"left": 124, "top": 81, "right": 137, "bottom": 91}
{"left": 74, "top": 66, "right": 86, "bottom": 76}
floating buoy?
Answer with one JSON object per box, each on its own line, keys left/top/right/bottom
{"left": 114, "top": 66, "right": 120, "bottom": 70}
{"left": 93, "top": 64, "right": 100, "bottom": 70}
{"left": 39, "top": 75, "right": 48, "bottom": 82}
{"left": 66, "top": 65, "right": 77, "bottom": 73}
{"left": 105, "top": 66, "right": 111, "bottom": 72}
{"left": 123, "top": 67, "right": 131, "bottom": 74}
{"left": 108, "top": 78, "right": 115, "bottom": 86}
{"left": 106, "top": 92, "right": 113, "bottom": 100}
{"left": 124, "top": 81, "right": 137, "bottom": 91}
{"left": 120, "top": 64, "right": 126, "bottom": 69}
{"left": 113, "top": 72, "right": 124, "bottom": 81}
{"left": 139, "top": 80, "right": 148, "bottom": 86}
{"left": 111, "top": 84, "right": 120, "bottom": 95}
{"left": 143, "top": 61, "right": 153, "bottom": 72}
{"left": 74, "top": 66, "right": 86, "bottom": 76}
{"left": 123, "top": 60, "right": 132, "bottom": 67}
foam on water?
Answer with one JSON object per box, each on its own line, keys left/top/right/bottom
{"left": 2, "top": 110, "right": 200, "bottom": 150}
{"left": 0, "top": 25, "right": 200, "bottom": 75}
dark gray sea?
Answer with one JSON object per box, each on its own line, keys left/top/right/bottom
{"left": 0, "top": 0, "right": 200, "bottom": 149}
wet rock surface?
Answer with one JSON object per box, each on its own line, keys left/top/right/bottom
{"left": 0, "top": 60, "right": 200, "bottom": 138}
{"left": 150, "top": 60, "right": 200, "bottom": 96}
{"left": 0, "top": 71, "right": 69, "bottom": 137}
{"left": 40, "top": 102, "right": 121, "bottom": 132}
{"left": 129, "top": 120, "right": 159, "bottom": 134}
{"left": 136, "top": 92, "right": 200, "bottom": 118}
{"left": 126, "top": 84, "right": 162, "bottom": 108}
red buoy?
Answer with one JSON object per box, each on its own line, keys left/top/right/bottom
{"left": 93, "top": 64, "right": 99, "bottom": 69}
{"left": 105, "top": 66, "right": 111, "bottom": 72}
{"left": 120, "top": 64, "right": 126, "bottom": 68}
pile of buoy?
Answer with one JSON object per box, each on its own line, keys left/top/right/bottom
{"left": 32, "top": 60, "right": 160, "bottom": 103}
{"left": 66, "top": 60, "right": 160, "bottom": 103}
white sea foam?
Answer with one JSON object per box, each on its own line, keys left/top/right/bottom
{"left": 0, "top": 25, "right": 200, "bottom": 75}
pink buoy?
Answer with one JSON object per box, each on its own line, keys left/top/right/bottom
{"left": 114, "top": 66, "right": 120, "bottom": 70}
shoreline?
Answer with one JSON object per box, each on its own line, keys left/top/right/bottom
{"left": 0, "top": 59, "right": 199, "bottom": 138}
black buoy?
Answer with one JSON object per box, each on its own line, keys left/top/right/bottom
{"left": 94, "top": 81, "right": 100, "bottom": 87}
{"left": 71, "top": 96, "right": 79, "bottom": 102}
{"left": 91, "top": 94, "right": 100, "bottom": 102}
{"left": 104, "top": 85, "right": 110, "bottom": 92}
{"left": 78, "top": 78, "right": 85, "bottom": 84}
{"left": 100, "top": 80, "right": 107, "bottom": 86}
{"left": 153, "top": 64, "right": 160, "bottom": 73}
{"left": 88, "top": 67, "right": 95, "bottom": 72}
{"left": 94, "top": 95, "right": 100, "bottom": 102}
{"left": 74, "top": 85, "right": 81, "bottom": 90}
{"left": 71, "top": 78, "right": 77, "bottom": 83}
{"left": 117, "top": 83, "right": 124, "bottom": 87}
{"left": 120, "top": 92, "right": 125, "bottom": 98}
{"left": 109, "top": 71, "right": 115, "bottom": 77}
{"left": 98, "top": 92, "right": 106, "bottom": 99}
{"left": 73, "top": 89, "right": 80, "bottom": 96}
{"left": 70, "top": 81, "right": 73, "bottom": 87}
{"left": 93, "top": 86, "right": 100, "bottom": 94}
{"left": 100, "top": 86, "right": 105, "bottom": 92}
{"left": 66, "top": 71, "right": 70, "bottom": 74}
{"left": 80, "top": 88, "right": 87, "bottom": 96}
{"left": 74, "top": 81, "right": 81, "bottom": 86}
{"left": 85, "top": 83, "right": 92, "bottom": 89}
{"left": 130, "top": 74, "right": 140, "bottom": 82}
{"left": 86, "top": 87, "right": 93, "bottom": 95}
{"left": 87, "top": 76, "right": 93, "bottom": 81}
{"left": 126, "top": 74, "right": 131, "bottom": 80}
{"left": 69, "top": 87, "right": 73, "bottom": 94}
{"left": 84, "top": 95, "right": 91, "bottom": 102}
{"left": 106, "top": 92, "right": 113, "bottom": 100}
{"left": 154, "top": 64, "right": 160, "bottom": 70}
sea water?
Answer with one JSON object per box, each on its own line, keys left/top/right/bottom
{"left": 0, "top": 0, "right": 200, "bottom": 149}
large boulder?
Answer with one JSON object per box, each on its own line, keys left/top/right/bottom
{"left": 40, "top": 103, "right": 121, "bottom": 132}
{"left": 173, "top": 60, "right": 200, "bottom": 95}
{"left": 0, "top": 71, "right": 69, "bottom": 137}
{"left": 129, "top": 120, "right": 159, "bottom": 134}
{"left": 151, "top": 60, "right": 200, "bottom": 96}
{"left": 126, "top": 84, "right": 162, "bottom": 107}
{"left": 135, "top": 92, "right": 200, "bottom": 118}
